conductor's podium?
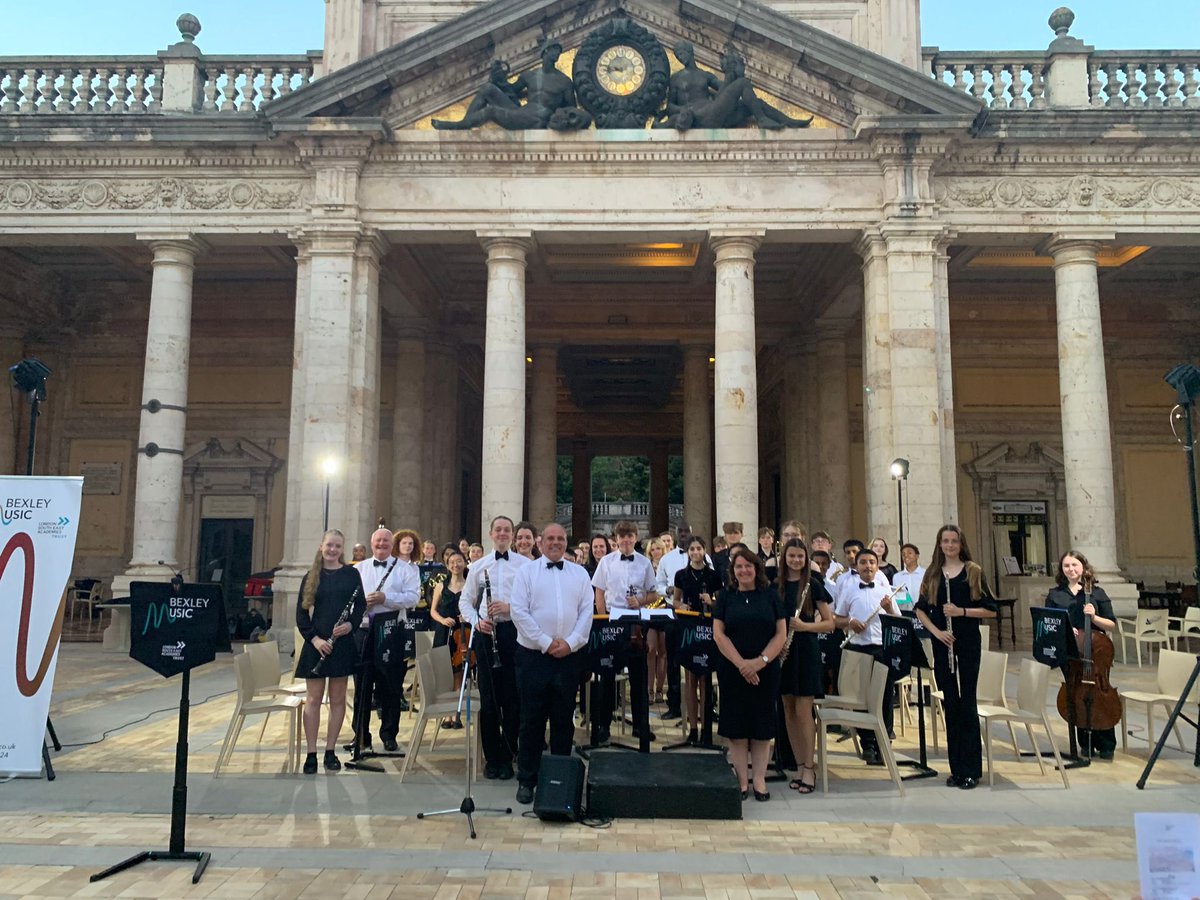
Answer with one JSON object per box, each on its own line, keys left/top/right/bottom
{"left": 586, "top": 749, "right": 742, "bottom": 820}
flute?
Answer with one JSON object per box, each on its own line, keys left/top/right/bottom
{"left": 944, "top": 573, "right": 961, "bottom": 693}
{"left": 840, "top": 586, "right": 904, "bottom": 649}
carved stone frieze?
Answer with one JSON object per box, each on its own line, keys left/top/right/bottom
{"left": 936, "top": 175, "right": 1200, "bottom": 210}
{"left": 0, "top": 177, "right": 305, "bottom": 212}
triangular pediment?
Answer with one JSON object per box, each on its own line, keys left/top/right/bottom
{"left": 266, "top": 0, "right": 982, "bottom": 131}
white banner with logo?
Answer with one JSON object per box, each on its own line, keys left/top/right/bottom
{"left": 0, "top": 476, "right": 83, "bottom": 774}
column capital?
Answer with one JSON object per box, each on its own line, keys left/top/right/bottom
{"left": 137, "top": 234, "right": 209, "bottom": 259}
{"left": 1041, "top": 233, "right": 1115, "bottom": 264}
{"left": 855, "top": 223, "right": 953, "bottom": 260}
{"left": 478, "top": 232, "right": 533, "bottom": 261}
{"left": 709, "top": 231, "right": 764, "bottom": 261}
{"left": 291, "top": 225, "right": 382, "bottom": 257}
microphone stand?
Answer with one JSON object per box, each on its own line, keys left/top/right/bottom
{"left": 417, "top": 623, "right": 511, "bottom": 838}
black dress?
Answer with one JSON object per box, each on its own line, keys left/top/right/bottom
{"left": 1045, "top": 584, "right": 1118, "bottom": 756}
{"left": 432, "top": 583, "right": 463, "bottom": 649}
{"left": 673, "top": 564, "right": 722, "bottom": 612}
{"left": 295, "top": 565, "right": 365, "bottom": 679}
{"left": 915, "top": 567, "right": 996, "bottom": 781}
{"left": 780, "top": 575, "right": 832, "bottom": 698}
{"left": 879, "top": 563, "right": 898, "bottom": 584}
{"left": 714, "top": 587, "right": 787, "bottom": 740}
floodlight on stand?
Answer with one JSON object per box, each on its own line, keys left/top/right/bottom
{"left": 890, "top": 457, "right": 910, "bottom": 546}
{"left": 9, "top": 357, "right": 51, "bottom": 398}
{"left": 890, "top": 457, "right": 910, "bottom": 480}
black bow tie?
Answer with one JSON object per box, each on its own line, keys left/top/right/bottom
{"left": 495, "top": 551, "right": 509, "bottom": 561}
{"left": 374, "top": 559, "right": 389, "bottom": 568}
{"left": 621, "top": 554, "right": 635, "bottom": 562}
{"left": 546, "top": 560, "right": 564, "bottom": 570}
{"left": 859, "top": 582, "right": 873, "bottom": 590}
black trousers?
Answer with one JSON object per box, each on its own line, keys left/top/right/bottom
{"left": 932, "top": 634, "right": 983, "bottom": 780}
{"left": 664, "top": 620, "right": 682, "bottom": 713}
{"left": 515, "top": 645, "right": 581, "bottom": 788}
{"left": 474, "top": 621, "right": 520, "bottom": 766}
{"left": 352, "top": 629, "right": 403, "bottom": 743}
{"left": 847, "top": 642, "right": 894, "bottom": 753}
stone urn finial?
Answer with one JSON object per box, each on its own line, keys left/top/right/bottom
{"left": 1048, "top": 7, "right": 1075, "bottom": 37}
{"left": 176, "top": 13, "right": 202, "bottom": 43}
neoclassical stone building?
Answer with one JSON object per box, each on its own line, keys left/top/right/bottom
{"left": 1, "top": 0, "right": 1197, "bottom": 640}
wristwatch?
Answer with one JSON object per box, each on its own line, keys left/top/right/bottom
{"left": 761, "top": 654, "right": 769, "bottom": 664}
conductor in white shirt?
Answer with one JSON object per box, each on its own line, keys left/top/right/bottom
{"left": 509, "top": 523, "right": 594, "bottom": 805}
{"left": 353, "top": 527, "right": 419, "bottom": 751}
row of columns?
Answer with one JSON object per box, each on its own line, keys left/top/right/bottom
{"left": 105, "top": 224, "right": 1130, "bottom": 642}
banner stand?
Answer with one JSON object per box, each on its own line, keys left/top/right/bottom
{"left": 90, "top": 668, "right": 210, "bottom": 884}
{"left": 41, "top": 718, "right": 60, "bottom": 781}
{"left": 91, "top": 581, "right": 219, "bottom": 885}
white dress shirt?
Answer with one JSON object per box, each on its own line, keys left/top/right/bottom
{"left": 891, "top": 565, "right": 926, "bottom": 607}
{"left": 656, "top": 547, "right": 712, "bottom": 596}
{"left": 459, "top": 550, "right": 533, "bottom": 626}
{"left": 833, "top": 576, "right": 895, "bottom": 647}
{"left": 592, "top": 550, "right": 657, "bottom": 611}
{"left": 510, "top": 557, "right": 595, "bottom": 653}
{"left": 354, "top": 556, "right": 419, "bottom": 627}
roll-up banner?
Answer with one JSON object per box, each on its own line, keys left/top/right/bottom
{"left": 0, "top": 476, "right": 83, "bottom": 775}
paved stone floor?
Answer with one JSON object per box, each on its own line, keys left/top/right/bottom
{"left": 4, "top": 639, "right": 1198, "bottom": 898}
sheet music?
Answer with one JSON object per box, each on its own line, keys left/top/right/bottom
{"left": 1137, "top": 812, "right": 1200, "bottom": 900}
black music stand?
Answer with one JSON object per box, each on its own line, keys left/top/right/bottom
{"left": 1030, "top": 606, "right": 1089, "bottom": 769}
{"left": 344, "top": 612, "right": 399, "bottom": 771}
{"left": 885, "top": 613, "right": 938, "bottom": 780}
{"left": 1137, "top": 654, "right": 1200, "bottom": 788}
{"left": 578, "top": 614, "right": 639, "bottom": 756}
{"left": 662, "top": 610, "right": 723, "bottom": 754}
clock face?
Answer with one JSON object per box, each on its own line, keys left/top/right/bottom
{"left": 595, "top": 44, "right": 647, "bottom": 97}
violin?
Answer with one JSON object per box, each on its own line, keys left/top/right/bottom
{"left": 451, "top": 622, "right": 476, "bottom": 669}
{"left": 1056, "top": 590, "right": 1122, "bottom": 732}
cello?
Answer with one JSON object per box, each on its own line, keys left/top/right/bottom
{"left": 1056, "top": 589, "right": 1123, "bottom": 743}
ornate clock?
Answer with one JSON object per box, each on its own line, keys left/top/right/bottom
{"left": 572, "top": 17, "right": 670, "bottom": 129}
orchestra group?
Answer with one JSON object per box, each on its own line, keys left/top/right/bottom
{"left": 295, "top": 515, "right": 1118, "bottom": 802}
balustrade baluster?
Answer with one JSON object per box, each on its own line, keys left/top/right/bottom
{"left": 989, "top": 64, "right": 1008, "bottom": 107}
{"left": 146, "top": 68, "right": 162, "bottom": 111}
{"left": 1029, "top": 62, "right": 1047, "bottom": 108}
{"left": 36, "top": 68, "right": 55, "bottom": 113}
{"left": 96, "top": 67, "right": 113, "bottom": 112}
{"left": 220, "top": 70, "right": 238, "bottom": 113}
{"left": 21, "top": 68, "right": 36, "bottom": 113}
{"left": 1144, "top": 61, "right": 1164, "bottom": 107}
{"left": 951, "top": 64, "right": 967, "bottom": 94}
{"left": 0, "top": 71, "right": 14, "bottom": 114}
{"left": 1124, "top": 63, "right": 1144, "bottom": 107}
{"left": 1088, "top": 61, "right": 1105, "bottom": 107}
{"left": 201, "top": 67, "right": 218, "bottom": 113}
{"left": 969, "top": 65, "right": 987, "bottom": 103}
{"left": 1183, "top": 64, "right": 1200, "bottom": 107}
{"left": 1010, "top": 62, "right": 1029, "bottom": 109}
{"left": 1161, "top": 63, "right": 1182, "bottom": 107}
{"left": 236, "top": 67, "right": 255, "bottom": 112}
{"left": 1104, "top": 63, "right": 1123, "bottom": 107}
{"left": 278, "top": 67, "right": 295, "bottom": 97}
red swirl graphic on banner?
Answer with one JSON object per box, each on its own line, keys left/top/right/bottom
{"left": 5, "top": 532, "right": 66, "bottom": 698}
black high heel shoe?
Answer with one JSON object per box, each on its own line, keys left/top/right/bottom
{"left": 753, "top": 788, "right": 770, "bottom": 802}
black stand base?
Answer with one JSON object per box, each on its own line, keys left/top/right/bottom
{"left": 577, "top": 680, "right": 640, "bottom": 758}
{"left": 417, "top": 796, "right": 512, "bottom": 840}
{"left": 901, "top": 666, "right": 938, "bottom": 781}
{"left": 897, "top": 760, "right": 939, "bottom": 781}
{"left": 1138, "top": 655, "right": 1200, "bottom": 789}
{"left": 662, "top": 670, "right": 724, "bottom": 755}
{"left": 89, "top": 850, "right": 211, "bottom": 886}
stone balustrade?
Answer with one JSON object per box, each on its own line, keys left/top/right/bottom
{"left": 1086, "top": 53, "right": 1200, "bottom": 107}
{"left": 0, "top": 60, "right": 164, "bottom": 113}
{"left": 199, "top": 56, "right": 320, "bottom": 112}
{"left": 924, "top": 51, "right": 1049, "bottom": 109}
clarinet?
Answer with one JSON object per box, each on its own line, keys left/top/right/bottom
{"left": 310, "top": 584, "right": 363, "bottom": 677}
{"left": 483, "top": 571, "right": 503, "bottom": 670}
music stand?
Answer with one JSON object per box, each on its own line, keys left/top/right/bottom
{"left": 344, "top": 611, "right": 400, "bottom": 772}
{"left": 417, "top": 623, "right": 511, "bottom": 838}
{"left": 662, "top": 609, "right": 723, "bottom": 754}
{"left": 578, "top": 614, "right": 638, "bottom": 756}
{"left": 1137, "top": 654, "right": 1200, "bottom": 788}
{"left": 1030, "top": 606, "right": 1089, "bottom": 769}
{"left": 885, "top": 613, "right": 938, "bottom": 780}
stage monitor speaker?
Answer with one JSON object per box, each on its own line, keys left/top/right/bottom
{"left": 534, "top": 753, "right": 584, "bottom": 822}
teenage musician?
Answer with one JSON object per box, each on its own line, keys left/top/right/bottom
{"left": 352, "top": 527, "right": 419, "bottom": 752}
{"left": 431, "top": 548, "right": 468, "bottom": 729}
{"left": 295, "top": 529, "right": 364, "bottom": 774}
{"left": 671, "top": 535, "right": 722, "bottom": 743}
{"left": 458, "top": 515, "right": 532, "bottom": 780}
{"left": 778, "top": 539, "right": 834, "bottom": 793}
{"left": 914, "top": 524, "right": 997, "bottom": 789}
{"left": 832, "top": 549, "right": 899, "bottom": 766}
{"left": 1045, "top": 550, "right": 1118, "bottom": 759}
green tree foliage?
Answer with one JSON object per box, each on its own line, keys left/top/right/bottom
{"left": 557, "top": 454, "right": 684, "bottom": 505}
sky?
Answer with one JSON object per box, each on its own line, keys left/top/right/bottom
{"left": 0, "top": 0, "right": 1196, "bottom": 56}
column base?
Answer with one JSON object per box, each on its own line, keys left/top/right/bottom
{"left": 1095, "top": 571, "right": 1139, "bottom": 620}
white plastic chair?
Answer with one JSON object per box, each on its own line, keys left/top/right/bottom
{"left": 977, "top": 649, "right": 1021, "bottom": 758}
{"left": 817, "top": 661, "right": 904, "bottom": 796}
{"left": 1168, "top": 608, "right": 1200, "bottom": 652}
{"left": 69, "top": 581, "right": 103, "bottom": 628}
{"left": 1119, "top": 610, "right": 1171, "bottom": 667}
{"left": 397, "top": 652, "right": 482, "bottom": 783}
{"left": 977, "top": 658, "right": 1068, "bottom": 788}
{"left": 214, "top": 653, "right": 302, "bottom": 776}
{"left": 1121, "top": 649, "right": 1200, "bottom": 755}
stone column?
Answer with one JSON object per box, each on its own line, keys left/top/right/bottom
{"left": 478, "top": 235, "right": 532, "bottom": 535}
{"left": 1050, "top": 236, "right": 1123, "bottom": 581}
{"left": 527, "top": 344, "right": 559, "bottom": 528}
{"left": 856, "top": 225, "right": 952, "bottom": 548}
{"left": 571, "top": 440, "right": 591, "bottom": 541}
{"left": 650, "top": 441, "right": 670, "bottom": 536}
{"left": 0, "top": 329, "right": 23, "bottom": 475}
{"left": 816, "top": 320, "right": 853, "bottom": 542}
{"left": 933, "top": 235, "right": 959, "bottom": 524}
{"left": 781, "top": 343, "right": 809, "bottom": 523}
{"left": 712, "top": 234, "right": 763, "bottom": 538}
{"left": 425, "top": 340, "right": 459, "bottom": 541}
{"left": 113, "top": 237, "right": 204, "bottom": 594}
{"left": 391, "top": 336, "right": 425, "bottom": 526}
{"left": 273, "top": 230, "right": 384, "bottom": 643}
{"left": 683, "top": 345, "right": 713, "bottom": 543}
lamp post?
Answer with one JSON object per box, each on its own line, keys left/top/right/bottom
{"left": 890, "top": 457, "right": 910, "bottom": 546}
{"left": 321, "top": 456, "right": 338, "bottom": 532}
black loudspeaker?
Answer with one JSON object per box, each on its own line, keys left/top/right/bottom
{"left": 533, "top": 754, "right": 584, "bottom": 822}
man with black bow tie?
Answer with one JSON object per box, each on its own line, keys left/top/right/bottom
{"left": 509, "top": 523, "right": 594, "bottom": 804}
{"left": 831, "top": 549, "right": 898, "bottom": 765}
{"left": 592, "top": 520, "right": 658, "bottom": 745}
{"left": 459, "top": 515, "right": 532, "bottom": 779}
{"left": 353, "top": 527, "right": 419, "bottom": 751}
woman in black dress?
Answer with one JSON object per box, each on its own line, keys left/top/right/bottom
{"left": 870, "top": 537, "right": 898, "bottom": 584}
{"left": 913, "top": 524, "right": 997, "bottom": 790}
{"left": 777, "top": 539, "right": 834, "bottom": 793}
{"left": 1045, "top": 549, "right": 1118, "bottom": 759}
{"left": 713, "top": 547, "right": 787, "bottom": 801}
{"left": 430, "top": 549, "right": 467, "bottom": 727}
{"left": 672, "top": 536, "right": 723, "bottom": 743}
{"left": 295, "top": 529, "right": 365, "bottom": 774}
